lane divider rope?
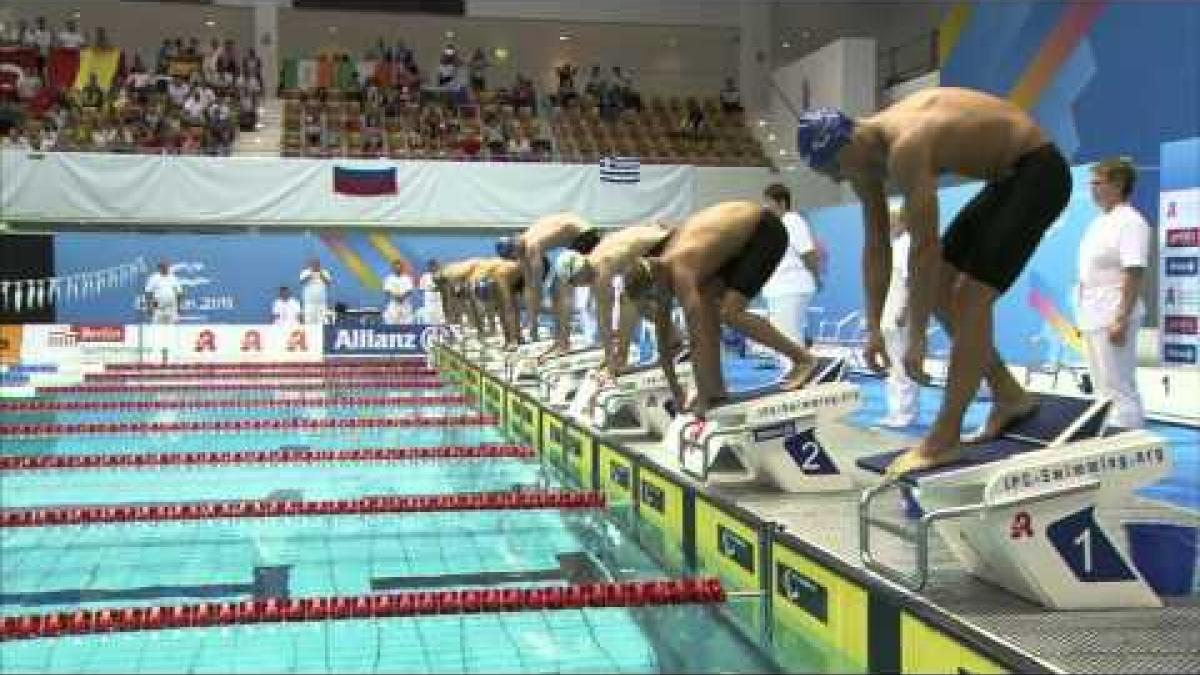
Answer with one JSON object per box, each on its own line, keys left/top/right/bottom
{"left": 0, "top": 413, "right": 498, "bottom": 437}
{"left": 0, "top": 444, "right": 534, "bottom": 471}
{"left": 0, "top": 489, "right": 605, "bottom": 528}
{"left": 0, "top": 577, "right": 725, "bottom": 642}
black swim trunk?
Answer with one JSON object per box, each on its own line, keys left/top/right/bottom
{"left": 941, "top": 143, "right": 1071, "bottom": 293}
{"left": 645, "top": 233, "right": 671, "bottom": 258}
{"left": 716, "top": 208, "right": 787, "bottom": 299}
{"left": 570, "top": 229, "right": 602, "bottom": 254}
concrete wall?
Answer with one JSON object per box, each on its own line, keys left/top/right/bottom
{"left": 465, "top": 0, "right": 741, "bottom": 28}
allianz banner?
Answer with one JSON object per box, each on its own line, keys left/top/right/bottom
{"left": 324, "top": 324, "right": 457, "bottom": 356}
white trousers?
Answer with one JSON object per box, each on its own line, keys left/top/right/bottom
{"left": 151, "top": 306, "right": 179, "bottom": 325}
{"left": 883, "top": 324, "right": 919, "bottom": 423}
{"left": 1083, "top": 326, "right": 1144, "bottom": 429}
{"left": 302, "top": 304, "right": 326, "bottom": 325}
{"left": 764, "top": 292, "right": 813, "bottom": 367}
{"left": 421, "top": 301, "right": 444, "bottom": 325}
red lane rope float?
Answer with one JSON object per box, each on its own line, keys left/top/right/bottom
{"left": 40, "top": 380, "right": 446, "bottom": 394}
{"left": 0, "top": 444, "right": 534, "bottom": 471}
{"left": 0, "top": 413, "right": 498, "bottom": 437}
{"left": 107, "top": 357, "right": 429, "bottom": 371}
{"left": 0, "top": 395, "right": 469, "bottom": 412}
{"left": 0, "top": 577, "right": 725, "bottom": 642}
{"left": 0, "top": 489, "right": 605, "bottom": 528}
{"left": 86, "top": 368, "right": 439, "bottom": 381}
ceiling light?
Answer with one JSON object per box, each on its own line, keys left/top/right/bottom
{"left": 801, "top": 30, "right": 812, "bottom": 39}
{"left": 767, "top": 133, "right": 776, "bottom": 142}
{"left": 781, "top": 41, "right": 791, "bottom": 48}
{"left": 778, "top": 149, "right": 787, "bottom": 156}
{"left": 204, "top": 19, "right": 216, "bottom": 27}
{"left": 445, "top": 30, "right": 456, "bottom": 39}
{"left": 757, "top": 119, "right": 767, "bottom": 127}
{"left": 559, "top": 34, "right": 571, "bottom": 41}
{"left": 72, "top": 11, "right": 81, "bottom": 19}
{"left": 493, "top": 47, "right": 509, "bottom": 60}
{"left": 328, "top": 26, "right": 338, "bottom": 33}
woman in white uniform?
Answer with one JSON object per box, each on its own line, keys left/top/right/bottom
{"left": 298, "top": 258, "right": 332, "bottom": 325}
{"left": 760, "top": 183, "right": 822, "bottom": 366}
{"left": 382, "top": 259, "right": 416, "bottom": 325}
{"left": 1076, "top": 157, "right": 1149, "bottom": 429}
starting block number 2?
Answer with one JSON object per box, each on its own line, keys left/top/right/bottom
{"left": 1015, "top": 507, "right": 1138, "bottom": 583}
{"left": 783, "top": 430, "right": 838, "bottom": 475}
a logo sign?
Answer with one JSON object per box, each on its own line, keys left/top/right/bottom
{"left": 776, "top": 563, "right": 828, "bottom": 623}
{"left": 783, "top": 429, "right": 838, "bottom": 475}
{"left": 1046, "top": 507, "right": 1136, "bottom": 582}
{"left": 1165, "top": 257, "right": 1199, "bottom": 276}
{"left": 1010, "top": 511, "right": 1034, "bottom": 539}
{"left": 1165, "top": 315, "right": 1198, "bottom": 335}
{"left": 72, "top": 325, "right": 125, "bottom": 343}
{"left": 609, "top": 462, "right": 631, "bottom": 490}
{"left": 1164, "top": 343, "right": 1198, "bottom": 364}
{"left": 324, "top": 324, "right": 452, "bottom": 355}
{"left": 717, "top": 525, "right": 755, "bottom": 572}
{"left": 0, "top": 325, "right": 22, "bottom": 364}
{"left": 640, "top": 481, "right": 665, "bottom": 513}
{"left": 1166, "top": 228, "right": 1199, "bottom": 247}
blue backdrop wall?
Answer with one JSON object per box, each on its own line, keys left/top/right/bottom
{"left": 939, "top": 0, "right": 1200, "bottom": 217}
{"left": 54, "top": 230, "right": 502, "bottom": 324}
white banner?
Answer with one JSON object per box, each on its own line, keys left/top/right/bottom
{"left": 0, "top": 152, "right": 697, "bottom": 227}
{"left": 20, "top": 324, "right": 322, "bottom": 364}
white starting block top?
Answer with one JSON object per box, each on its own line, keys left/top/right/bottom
{"left": 665, "top": 357, "right": 860, "bottom": 493}
{"left": 857, "top": 393, "right": 1174, "bottom": 610}
{"left": 589, "top": 354, "right": 696, "bottom": 436}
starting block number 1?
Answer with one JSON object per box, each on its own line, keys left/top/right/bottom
{"left": 1043, "top": 507, "right": 1137, "bottom": 583}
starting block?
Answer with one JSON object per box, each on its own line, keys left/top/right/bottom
{"left": 665, "top": 357, "right": 859, "bottom": 492}
{"left": 856, "top": 392, "right": 1172, "bottom": 609}
{"left": 588, "top": 354, "right": 695, "bottom": 437}
{"left": 537, "top": 347, "right": 610, "bottom": 409}
{"left": 501, "top": 337, "right": 593, "bottom": 384}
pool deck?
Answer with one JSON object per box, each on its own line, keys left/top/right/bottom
{"left": 484, "top": 355, "right": 1200, "bottom": 675}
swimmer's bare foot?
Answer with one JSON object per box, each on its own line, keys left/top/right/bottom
{"left": 780, "top": 356, "right": 819, "bottom": 390}
{"left": 965, "top": 396, "right": 1040, "bottom": 444}
{"left": 885, "top": 436, "right": 963, "bottom": 478}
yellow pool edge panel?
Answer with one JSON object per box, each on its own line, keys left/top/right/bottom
{"left": 434, "top": 347, "right": 1055, "bottom": 674}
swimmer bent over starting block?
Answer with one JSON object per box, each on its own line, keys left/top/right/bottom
{"left": 796, "top": 87, "right": 1072, "bottom": 477}
{"left": 624, "top": 200, "right": 820, "bottom": 417}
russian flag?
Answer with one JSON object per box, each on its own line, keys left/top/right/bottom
{"left": 333, "top": 166, "right": 397, "bottom": 196}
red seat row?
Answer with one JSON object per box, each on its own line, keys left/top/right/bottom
{"left": 0, "top": 445, "right": 534, "bottom": 471}
{"left": 0, "top": 490, "right": 604, "bottom": 528}
{"left": 0, "top": 578, "right": 725, "bottom": 641}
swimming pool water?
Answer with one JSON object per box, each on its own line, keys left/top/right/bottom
{"left": 0, "top": 377, "right": 789, "bottom": 674}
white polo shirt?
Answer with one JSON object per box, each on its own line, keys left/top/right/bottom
{"left": 1076, "top": 204, "right": 1150, "bottom": 331}
{"left": 144, "top": 272, "right": 182, "bottom": 310}
{"left": 272, "top": 297, "right": 302, "bottom": 325}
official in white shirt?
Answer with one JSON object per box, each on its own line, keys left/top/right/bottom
{"left": 299, "top": 258, "right": 332, "bottom": 325}
{"left": 418, "top": 259, "right": 444, "bottom": 324}
{"left": 382, "top": 259, "right": 416, "bottom": 325}
{"left": 143, "top": 260, "right": 183, "bottom": 324}
{"left": 760, "top": 184, "right": 822, "bottom": 368}
{"left": 1076, "top": 158, "right": 1149, "bottom": 429}
{"left": 880, "top": 208, "right": 920, "bottom": 427}
{"left": 271, "top": 286, "right": 302, "bottom": 326}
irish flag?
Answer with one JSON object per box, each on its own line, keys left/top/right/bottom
{"left": 333, "top": 166, "right": 397, "bottom": 196}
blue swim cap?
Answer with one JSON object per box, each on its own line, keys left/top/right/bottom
{"left": 796, "top": 108, "right": 855, "bottom": 170}
{"left": 474, "top": 278, "right": 497, "bottom": 301}
{"left": 495, "top": 237, "right": 518, "bottom": 260}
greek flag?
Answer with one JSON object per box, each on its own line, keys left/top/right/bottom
{"left": 599, "top": 156, "right": 641, "bottom": 184}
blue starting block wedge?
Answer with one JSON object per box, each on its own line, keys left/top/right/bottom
{"left": 857, "top": 392, "right": 1172, "bottom": 610}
